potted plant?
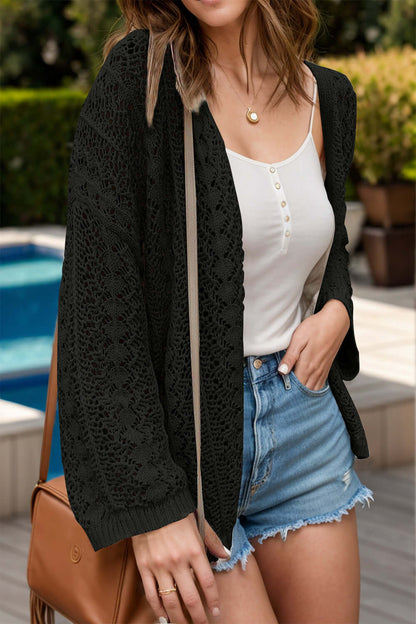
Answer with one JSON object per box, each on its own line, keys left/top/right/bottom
{"left": 324, "top": 46, "right": 416, "bottom": 287}
{"left": 345, "top": 176, "right": 366, "bottom": 256}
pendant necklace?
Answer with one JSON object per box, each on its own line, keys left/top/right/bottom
{"left": 215, "top": 58, "right": 270, "bottom": 124}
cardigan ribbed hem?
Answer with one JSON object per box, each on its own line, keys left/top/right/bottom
{"left": 85, "top": 487, "right": 197, "bottom": 552}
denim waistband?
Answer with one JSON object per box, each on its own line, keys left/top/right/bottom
{"left": 244, "top": 349, "right": 287, "bottom": 369}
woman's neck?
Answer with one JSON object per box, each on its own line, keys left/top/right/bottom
{"left": 200, "top": 11, "right": 269, "bottom": 85}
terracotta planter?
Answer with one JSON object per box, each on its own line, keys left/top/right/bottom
{"left": 357, "top": 180, "right": 415, "bottom": 228}
{"left": 362, "top": 224, "right": 415, "bottom": 287}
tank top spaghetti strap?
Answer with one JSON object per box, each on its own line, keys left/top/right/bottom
{"left": 308, "top": 76, "right": 317, "bottom": 134}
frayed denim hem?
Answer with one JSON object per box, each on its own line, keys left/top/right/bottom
{"left": 211, "top": 539, "right": 255, "bottom": 573}
{"left": 246, "top": 484, "right": 375, "bottom": 545}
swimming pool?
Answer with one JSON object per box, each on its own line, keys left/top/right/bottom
{"left": 0, "top": 243, "right": 64, "bottom": 479}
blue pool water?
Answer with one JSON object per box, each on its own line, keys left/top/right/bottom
{"left": 0, "top": 243, "right": 64, "bottom": 479}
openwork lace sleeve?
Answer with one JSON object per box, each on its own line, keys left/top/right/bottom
{"left": 324, "top": 74, "right": 360, "bottom": 381}
{"left": 57, "top": 39, "right": 196, "bottom": 552}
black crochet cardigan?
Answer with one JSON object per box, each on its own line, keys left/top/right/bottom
{"left": 57, "top": 28, "right": 369, "bottom": 554}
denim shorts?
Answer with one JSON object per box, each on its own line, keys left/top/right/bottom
{"left": 211, "top": 347, "right": 374, "bottom": 573}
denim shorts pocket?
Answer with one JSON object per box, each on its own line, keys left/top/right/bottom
{"left": 289, "top": 370, "right": 330, "bottom": 396}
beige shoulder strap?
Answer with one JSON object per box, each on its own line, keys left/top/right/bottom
{"left": 184, "top": 103, "right": 206, "bottom": 542}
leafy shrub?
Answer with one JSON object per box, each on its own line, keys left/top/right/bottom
{"left": 321, "top": 45, "right": 416, "bottom": 185}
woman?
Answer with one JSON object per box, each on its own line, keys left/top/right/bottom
{"left": 57, "top": 1, "right": 374, "bottom": 623}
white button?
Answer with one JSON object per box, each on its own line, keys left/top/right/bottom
{"left": 275, "top": 182, "right": 281, "bottom": 189}
{"left": 269, "top": 166, "right": 276, "bottom": 173}
{"left": 285, "top": 230, "right": 290, "bottom": 237}
{"left": 281, "top": 200, "right": 286, "bottom": 207}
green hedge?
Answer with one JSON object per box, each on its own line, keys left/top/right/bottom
{"left": 0, "top": 88, "right": 85, "bottom": 226}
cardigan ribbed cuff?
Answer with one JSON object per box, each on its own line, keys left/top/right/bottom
{"left": 85, "top": 487, "right": 197, "bottom": 552}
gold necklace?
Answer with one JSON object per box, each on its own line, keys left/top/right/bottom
{"left": 215, "top": 58, "right": 270, "bottom": 124}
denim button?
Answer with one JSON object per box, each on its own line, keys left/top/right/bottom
{"left": 253, "top": 358, "right": 263, "bottom": 369}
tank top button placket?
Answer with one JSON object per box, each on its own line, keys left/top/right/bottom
{"left": 269, "top": 166, "right": 291, "bottom": 253}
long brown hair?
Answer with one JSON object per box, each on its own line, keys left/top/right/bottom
{"left": 103, "top": 0, "right": 322, "bottom": 128}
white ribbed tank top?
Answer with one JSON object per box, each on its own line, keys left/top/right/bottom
{"left": 226, "top": 77, "right": 335, "bottom": 357}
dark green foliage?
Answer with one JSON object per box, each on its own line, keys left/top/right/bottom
{"left": 0, "top": 0, "right": 84, "bottom": 88}
{"left": 0, "top": 88, "right": 85, "bottom": 226}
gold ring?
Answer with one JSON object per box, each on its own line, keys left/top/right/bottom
{"left": 158, "top": 581, "right": 177, "bottom": 595}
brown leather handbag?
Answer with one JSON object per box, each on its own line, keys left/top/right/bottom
{"left": 26, "top": 96, "right": 206, "bottom": 623}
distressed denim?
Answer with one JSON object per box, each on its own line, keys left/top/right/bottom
{"left": 211, "top": 347, "right": 374, "bottom": 573}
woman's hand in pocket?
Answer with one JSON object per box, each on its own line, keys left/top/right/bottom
{"left": 277, "top": 299, "right": 350, "bottom": 391}
{"left": 131, "top": 512, "right": 230, "bottom": 624}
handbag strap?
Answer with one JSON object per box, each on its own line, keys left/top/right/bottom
{"left": 170, "top": 35, "right": 205, "bottom": 540}
{"left": 184, "top": 104, "right": 206, "bottom": 542}
{"left": 37, "top": 317, "right": 58, "bottom": 486}
{"left": 36, "top": 95, "right": 206, "bottom": 546}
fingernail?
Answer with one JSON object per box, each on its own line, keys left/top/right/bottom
{"left": 278, "top": 362, "right": 289, "bottom": 374}
{"left": 212, "top": 607, "right": 221, "bottom": 617}
{"left": 158, "top": 618, "right": 168, "bottom": 624}
{"left": 223, "top": 546, "right": 231, "bottom": 558}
